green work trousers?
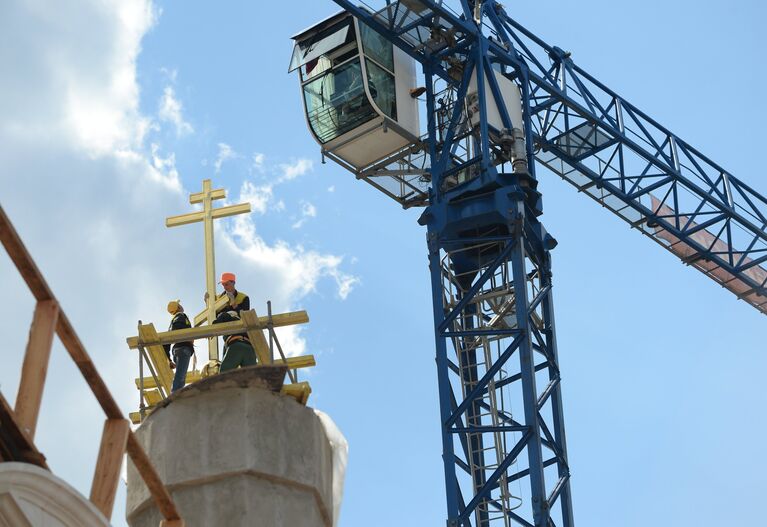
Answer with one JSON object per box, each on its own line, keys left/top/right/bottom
{"left": 220, "top": 340, "right": 257, "bottom": 372}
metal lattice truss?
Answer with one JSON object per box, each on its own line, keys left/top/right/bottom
{"left": 432, "top": 229, "right": 572, "bottom": 527}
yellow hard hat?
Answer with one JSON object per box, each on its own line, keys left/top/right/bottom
{"left": 167, "top": 299, "right": 181, "bottom": 314}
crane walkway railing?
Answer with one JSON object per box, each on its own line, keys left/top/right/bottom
{"left": 0, "top": 204, "right": 185, "bottom": 526}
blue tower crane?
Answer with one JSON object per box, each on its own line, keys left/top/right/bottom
{"left": 290, "top": 2, "right": 767, "bottom": 526}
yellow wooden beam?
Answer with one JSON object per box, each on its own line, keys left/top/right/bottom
{"left": 211, "top": 203, "right": 251, "bottom": 220}
{"left": 128, "top": 319, "right": 241, "bottom": 349}
{"left": 240, "top": 310, "right": 271, "bottom": 364}
{"left": 143, "top": 389, "right": 163, "bottom": 406}
{"left": 278, "top": 354, "right": 316, "bottom": 370}
{"left": 136, "top": 371, "right": 202, "bottom": 390}
{"left": 281, "top": 382, "right": 312, "bottom": 405}
{"left": 129, "top": 408, "right": 155, "bottom": 425}
{"left": 127, "top": 310, "right": 310, "bottom": 349}
{"left": 193, "top": 295, "right": 229, "bottom": 326}
{"left": 137, "top": 324, "right": 174, "bottom": 394}
{"left": 165, "top": 204, "right": 251, "bottom": 228}
{"left": 165, "top": 210, "right": 204, "bottom": 228}
{"left": 133, "top": 355, "right": 314, "bottom": 391}
{"left": 190, "top": 188, "right": 225, "bottom": 204}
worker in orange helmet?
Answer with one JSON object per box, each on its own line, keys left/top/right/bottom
{"left": 215, "top": 272, "right": 250, "bottom": 316}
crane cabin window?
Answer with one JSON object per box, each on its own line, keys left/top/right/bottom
{"left": 359, "top": 22, "right": 397, "bottom": 120}
{"left": 297, "top": 19, "right": 380, "bottom": 144}
{"left": 302, "top": 59, "right": 377, "bottom": 144}
{"left": 289, "top": 19, "right": 353, "bottom": 78}
{"left": 295, "top": 17, "right": 404, "bottom": 145}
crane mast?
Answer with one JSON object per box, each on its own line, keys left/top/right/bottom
{"left": 292, "top": 1, "right": 767, "bottom": 525}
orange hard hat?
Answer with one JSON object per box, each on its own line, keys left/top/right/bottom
{"left": 219, "top": 272, "right": 236, "bottom": 284}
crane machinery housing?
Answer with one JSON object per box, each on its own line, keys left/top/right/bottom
{"left": 290, "top": 1, "right": 767, "bottom": 526}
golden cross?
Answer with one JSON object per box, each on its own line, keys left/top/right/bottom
{"left": 166, "top": 179, "right": 251, "bottom": 362}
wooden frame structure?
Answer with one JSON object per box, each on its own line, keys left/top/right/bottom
{"left": 126, "top": 307, "right": 316, "bottom": 424}
{"left": 0, "top": 204, "right": 185, "bottom": 526}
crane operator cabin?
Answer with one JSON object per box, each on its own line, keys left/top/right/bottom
{"left": 289, "top": 12, "right": 421, "bottom": 170}
{"left": 290, "top": 11, "right": 530, "bottom": 193}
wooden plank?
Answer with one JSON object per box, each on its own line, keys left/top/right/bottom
{"left": 190, "top": 188, "right": 225, "bottom": 203}
{"left": 0, "top": 390, "right": 48, "bottom": 468}
{"left": 56, "top": 311, "right": 124, "bottom": 419}
{"left": 165, "top": 210, "right": 205, "bottom": 228}
{"left": 281, "top": 382, "right": 312, "bottom": 405}
{"left": 138, "top": 324, "right": 174, "bottom": 395}
{"left": 136, "top": 371, "right": 202, "bottom": 390}
{"left": 126, "top": 432, "right": 182, "bottom": 522}
{"left": 15, "top": 299, "right": 59, "bottom": 439}
{"left": 128, "top": 318, "right": 240, "bottom": 349}
{"left": 281, "top": 354, "right": 316, "bottom": 370}
{"left": 128, "top": 310, "right": 309, "bottom": 349}
{"left": 0, "top": 205, "right": 55, "bottom": 302}
{"left": 2, "top": 206, "right": 183, "bottom": 522}
{"left": 240, "top": 310, "right": 271, "bottom": 364}
{"left": 90, "top": 419, "right": 130, "bottom": 520}
{"left": 210, "top": 203, "right": 251, "bottom": 220}
{"left": 134, "top": 356, "right": 312, "bottom": 391}
{"left": 193, "top": 295, "right": 229, "bottom": 326}
{"left": 144, "top": 389, "right": 163, "bottom": 406}
{"left": 129, "top": 408, "right": 156, "bottom": 425}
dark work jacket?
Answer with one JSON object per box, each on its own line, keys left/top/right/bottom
{"left": 212, "top": 310, "right": 249, "bottom": 349}
{"left": 163, "top": 312, "right": 193, "bottom": 359}
{"left": 215, "top": 290, "right": 250, "bottom": 316}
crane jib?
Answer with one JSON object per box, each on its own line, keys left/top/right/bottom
{"left": 331, "top": 0, "right": 767, "bottom": 315}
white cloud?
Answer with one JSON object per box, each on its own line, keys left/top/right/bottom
{"left": 301, "top": 201, "right": 317, "bottom": 218}
{"left": 292, "top": 200, "right": 318, "bottom": 229}
{"left": 158, "top": 85, "right": 193, "bottom": 136}
{"left": 238, "top": 157, "right": 316, "bottom": 216}
{"left": 214, "top": 142, "right": 237, "bottom": 173}
{"left": 279, "top": 158, "right": 313, "bottom": 182}
{"left": 226, "top": 214, "right": 360, "bottom": 310}
{"left": 327, "top": 185, "right": 335, "bottom": 193}
{"left": 149, "top": 143, "right": 182, "bottom": 191}
{"left": 240, "top": 180, "right": 274, "bottom": 214}
{"left": 252, "top": 152, "right": 265, "bottom": 171}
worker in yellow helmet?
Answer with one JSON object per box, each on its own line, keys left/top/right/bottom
{"left": 165, "top": 300, "right": 194, "bottom": 392}
{"left": 213, "top": 310, "right": 257, "bottom": 373}
{"left": 215, "top": 272, "right": 250, "bottom": 316}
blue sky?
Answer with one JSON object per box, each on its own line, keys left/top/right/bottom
{"left": 1, "top": 1, "right": 766, "bottom": 526}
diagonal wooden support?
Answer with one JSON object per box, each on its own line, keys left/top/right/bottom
{"left": 1, "top": 206, "right": 184, "bottom": 523}
{"left": 240, "top": 309, "right": 272, "bottom": 364}
{"left": 90, "top": 418, "right": 130, "bottom": 519}
{"left": 126, "top": 433, "right": 182, "bottom": 524}
{"left": 138, "top": 323, "right": 174, "bottom": 395}
{"left": 15, "top": 299, "right": 59, "bottom": 439}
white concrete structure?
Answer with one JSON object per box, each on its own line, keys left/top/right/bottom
{"left": 126, "top": 368, "right": 343, "bottom": 527}
{"left": 0, "top": 462, "right": 109, "bottom": 527}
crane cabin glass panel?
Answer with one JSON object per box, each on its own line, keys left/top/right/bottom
{"left": 290, "top": 12, "right": 419, "bottom": 171}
